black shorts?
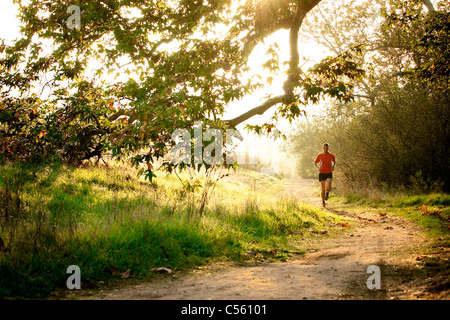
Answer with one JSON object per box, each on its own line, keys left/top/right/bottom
{"left": 319, "top": 173, "right": 333, "bottom": 182}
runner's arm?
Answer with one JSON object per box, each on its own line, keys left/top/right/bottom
{"left": 314, "top": 155, "right": 321, "bottom": 171}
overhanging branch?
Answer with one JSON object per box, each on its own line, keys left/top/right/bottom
{"left": 225, "top": 95, "right": 285, "bottom": 128}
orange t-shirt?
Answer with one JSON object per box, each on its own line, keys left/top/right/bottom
{"left": 314, "top": 152, "right": 335, "bottom": 174}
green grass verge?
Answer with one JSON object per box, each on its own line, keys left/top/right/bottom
{"left": 0, "top": 163, "right": 343, "bottom": 299}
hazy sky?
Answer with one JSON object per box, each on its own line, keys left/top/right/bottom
{"left": 0, "top": 1, "right": 21, "bottom": 45}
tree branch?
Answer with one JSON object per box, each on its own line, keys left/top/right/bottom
{"left": 390, "top": 71, "right": 414, "bottom": 77}
{"left": 225, "top": 95, "right": 285, "bottom": 128}
{"left": 422, "top": 0, "right": 435, "bottom": 12}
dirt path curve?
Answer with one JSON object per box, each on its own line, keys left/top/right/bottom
{"left": 77, "top": 179, "right": 429, "bottom": 300}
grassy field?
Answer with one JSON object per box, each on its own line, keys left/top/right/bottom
{"left": 0, "top": 162, "right": 347, "bottom": 299}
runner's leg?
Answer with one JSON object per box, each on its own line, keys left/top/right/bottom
{"left": 326, "top": 178, "right": 332, "bottom": 194}
{"left": 326, "top": 178, "right": 333, "bottom": 200}
{"left": 320, "top": 180, "right": 326, "bottom": 204}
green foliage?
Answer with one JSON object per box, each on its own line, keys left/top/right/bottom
{"left": 391, "top": 193, "right": 450, "bottom": 208}
{"left": 1, "top": 0, "right": 251, "bottom": 169}
{"left": 408, "top": 171, "right": 445, "bottom": 194}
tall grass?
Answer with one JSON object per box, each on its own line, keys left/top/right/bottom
{"left": 0, "top": 162, "right": 343, "bottom": 299}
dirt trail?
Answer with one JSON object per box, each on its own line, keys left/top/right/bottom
{"left": 75, "top": 179, "right": 431, "bottom": 300}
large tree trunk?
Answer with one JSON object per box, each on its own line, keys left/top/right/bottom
{"left": 422, "top": 0, "right": 435, "bottom": 12}
{"left": 226, "top": 0, "right": 322, "bottom": 127}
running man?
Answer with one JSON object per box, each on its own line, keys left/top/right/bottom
{"left": 314, "top": 143, "right": 335, "bottom": 207}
